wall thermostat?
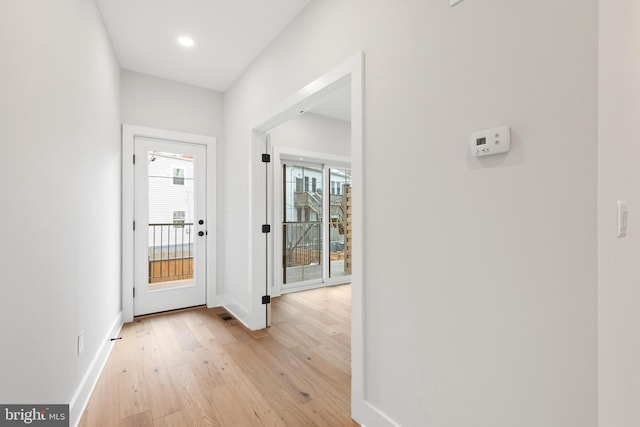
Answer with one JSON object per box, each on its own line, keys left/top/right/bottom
{"left": 470, "top": 125, "right": 511, "bottom": 157}
{"left": 617, "top": 200, "right": 629, "bottom": 238}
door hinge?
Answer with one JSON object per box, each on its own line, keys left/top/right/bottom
{"left": 261, "top": 153, "right": 271, "bottom": 163}
{"left": 133, "top": 287, "right": 135, "bottom": 297}
{"left": 262, "top": 224, "right": 271, "bottom": 233}
{"left": 133, "top": 154, "right": 136, "bottom": 164}
{"left": 133, "top": 221, "right": 135, "bottom": 231}
{"left": 262, "top": 295, "right": 271, "bottom": 304}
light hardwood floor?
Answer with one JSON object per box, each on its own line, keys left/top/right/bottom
{"left": 79, "top": 284, "right": 358, "bottom": 427}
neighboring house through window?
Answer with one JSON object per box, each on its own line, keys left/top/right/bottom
{"left": 172, "top": 167, "right": 185, "bottom": 185}
{"left": 173, "top": 210, "right": 185, "bottom": 228}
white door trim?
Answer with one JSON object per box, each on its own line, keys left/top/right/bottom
{"left": 122, "top": 124, "right": 217, "bottom": 323}
{"left": 248, "top": 52, "right": 367, "bottom": 422}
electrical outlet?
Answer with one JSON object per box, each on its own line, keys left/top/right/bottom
{"left": 78, "top": 330, "right": 84, "bottom": 356}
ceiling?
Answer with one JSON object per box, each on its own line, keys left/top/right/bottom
{"left": 306, "top": 84, "right": 351, "bottom": 122}
{"left": 96, "top": 0, "right": 311, "bottom": 92}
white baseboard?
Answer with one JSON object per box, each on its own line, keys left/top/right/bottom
{"left": 69, "top": 312, "right": 123, "bottom": 427}
{"left": 281, "top": 279, "right": 351, "bottom": 295}
{"left": 222, "top": 299, "right": 254, "bottom": 330}
{"left": 353, "top": 399, "right": 401, "bottom": 427}
{"left": 207, "top": 292, "right": 226, "bottom": 309}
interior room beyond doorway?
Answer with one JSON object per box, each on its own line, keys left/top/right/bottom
{"left": 268, "top": 83, "right": 352, "bottom": 295}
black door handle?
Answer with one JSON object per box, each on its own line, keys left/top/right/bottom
{"left": 198, "top": 219, "right": 204, "bottom": 225}
{"left": 198, "top": 231, "right": 204, "bottom": 237}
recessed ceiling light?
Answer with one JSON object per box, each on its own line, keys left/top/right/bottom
{"left": 178, "top": 36, "right": 194, "bottom": 47}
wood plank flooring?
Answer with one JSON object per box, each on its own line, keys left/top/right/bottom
{"left": 79, "top": 284, "right": 358, "bottom": 427}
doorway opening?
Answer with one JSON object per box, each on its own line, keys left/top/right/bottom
{"left": 121, "top": 125, "right": 217, "bottom": 323}
{"left": 250, "top": 52, "right": 365, "bottom": 423}
{"left": 133, "top": 138, "right": 206, "bottom": 316}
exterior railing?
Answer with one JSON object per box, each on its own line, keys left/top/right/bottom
{"left": 283, "top": 222, "right": 322, "bottom": 267}
{"left": 148, "top": 223, "right": 194, "bottom": 283}
{"left": 329, "top": 194, "right": 343, "bottom": 205}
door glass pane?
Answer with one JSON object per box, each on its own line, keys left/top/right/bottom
{"left": 283, "top": 163, "right": 323, "bottom": 284}
{"left": 147, "top": 151, "right": 195, "bottom": 290}
{"left": 329, "top": 168, "right": 352, "bottom": 278}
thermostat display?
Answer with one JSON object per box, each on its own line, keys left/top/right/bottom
{"left": 470, "top": 126, "right": 510, "bottom": 157}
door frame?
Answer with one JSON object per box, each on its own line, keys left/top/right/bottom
{"left": 273, "top": 147, "right": 351, "bottom": 297}
{"left": 122, "top": 125, "right": 217, "bottom": 323}
{"left": 249, "top": 52, "right": 366, "bottom": 420}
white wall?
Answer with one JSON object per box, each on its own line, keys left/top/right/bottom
{"left": 270, "top": 112, "right": 350, "bottom": 157}
{"left": 223, "top": 1, "right": 598, "bottom": 426}
{"left": 598, "top": 1, "right": 640, "bottom": 426}
{"left": 0, "top": 0, "right": 121, "bottom": 421}
{"left": 121, "top": 69, "right": 224, "bottom": 137}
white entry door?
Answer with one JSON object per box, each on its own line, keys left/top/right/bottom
{"left": 134, "top": 137, "right": 207, "bottom": 316}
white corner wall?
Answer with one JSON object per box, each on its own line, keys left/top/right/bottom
{"left": 223, "top": 1, "right": 598, "bottom": 426}
{"left": 598, "top": 1, "right": 640, "bottom": 426}
{"left": 0, "top": 0, "right": 122, "bottom": 424}
{"left": 121, "top": 70, "right": 224, "bottom": 138}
